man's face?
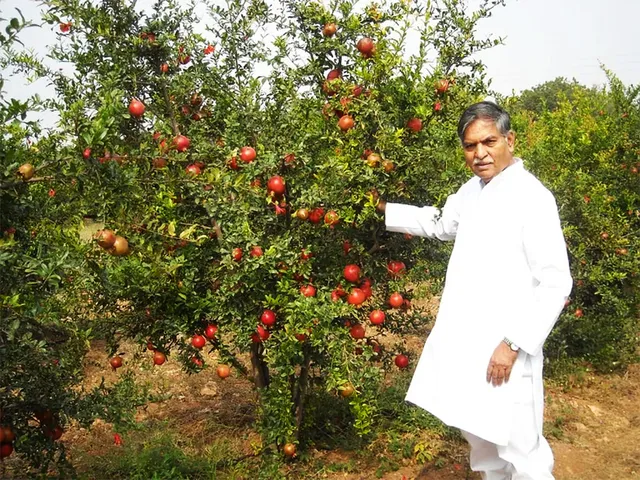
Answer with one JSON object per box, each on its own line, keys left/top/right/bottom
{"left": 462, "top": 119, "right": 515, "bottom": 183}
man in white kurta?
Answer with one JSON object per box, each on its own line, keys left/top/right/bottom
{"left": 380, "top": 102, "right": 572, "bottom": 479}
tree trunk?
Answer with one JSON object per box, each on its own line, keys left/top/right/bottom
{"left": 250, "top": 342, "right": 269, "bottom": 388}
{"left": 294, "top": 344, "right": 312, "bottom": 443}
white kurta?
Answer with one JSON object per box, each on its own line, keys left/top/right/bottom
{"left": 386, "top": 159, "right": 572, "bottom": 446}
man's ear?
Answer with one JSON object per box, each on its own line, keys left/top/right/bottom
{"left": 507, "top": 130, "right": 516, "bottom": 153}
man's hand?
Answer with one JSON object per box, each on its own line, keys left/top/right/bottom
{"left": 486, "top": 341, "right": 518, "bottom": 387}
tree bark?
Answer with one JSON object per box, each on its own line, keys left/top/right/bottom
{"left": 294, "top": 344, "right": 312, "bottom": 443}
{"left": 250, "top": 342, "right": 269, "bottom": 389}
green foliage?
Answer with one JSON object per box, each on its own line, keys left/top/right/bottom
{"left": 1, "top": 0, "right": 637, "bottom": 474}
{"left": 2, "top": 0, "right": 504, "bottom": 464}
{"left": 506, "top": 73, "right": 640, "bottom": 371}
{"left": 77, "top": 431, "right": 219, "bottom": 480}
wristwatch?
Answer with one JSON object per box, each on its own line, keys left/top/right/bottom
{"left": 503, "top": 337, "right": 520, "bottom": 352}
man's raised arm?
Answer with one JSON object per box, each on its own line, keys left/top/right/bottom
{"left": 377, "top": 195, "right": 460, "bottom": 241}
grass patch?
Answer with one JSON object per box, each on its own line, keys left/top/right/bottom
{"left": 74, "top": 426, "right": 258, "bottom": 480}
{"left": 73, "top": 371, "right": 462, "bottom": 479}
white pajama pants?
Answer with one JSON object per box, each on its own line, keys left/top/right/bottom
{"left": 461, "top": 370, "right": 554, "bottom": 479}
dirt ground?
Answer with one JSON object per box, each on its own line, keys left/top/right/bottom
{"left": 6, "top": 336, "right": 637, "bottom": 479}
{"left": 319, "top": 364, "right": 640, "bottom": 480}
{"left": 51, "top": 339, "right": 639, "bottom": 480}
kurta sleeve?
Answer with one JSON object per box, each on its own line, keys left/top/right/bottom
{"left": 506, "top": 190, "right": 573, "bottom": 356}
{"left": 385, "top": 193, "right": 461, "bottom": 241}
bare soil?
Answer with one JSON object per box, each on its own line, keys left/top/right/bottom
{"left": 60, "top": 340, "right": 640, "bottom": 480}
{"left": 4, "top": 331, "right": 638, "bottom": 479}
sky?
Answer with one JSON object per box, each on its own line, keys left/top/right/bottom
{"left": 1, "top": 0, "right": 639, "bottom": 126}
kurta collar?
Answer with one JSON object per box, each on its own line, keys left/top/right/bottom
{"left": 478, "top": 157, "right": 523, "bottom": 188}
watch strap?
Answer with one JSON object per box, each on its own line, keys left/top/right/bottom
{"left": 503, "top": 337, "right": 520, "bottom": 352}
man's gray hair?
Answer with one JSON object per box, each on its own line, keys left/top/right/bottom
{"left": 457, "top": 101, "right": 511, "bottom": 142}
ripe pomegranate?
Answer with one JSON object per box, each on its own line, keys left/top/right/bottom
{"left": 232, "top": 247, "right": 243, "bottom": 261}
{"left": 173, "top": 135, "right": 191, "bottom": 152}
{"left": 435, "top": 78, "right": 450, "bottom": 94}
{"left": 261, "top": 309, "right": 276, "bottom": 327}
{"left": 109, "top": 356, "right": 123, "bottom": 370}
{"left": 83, "top": 148, "right": 92, "bottom": 159}
{"left": 366, "top": 152, "right": 381, "bottom": 167}
{"left": 395, "top": 354, "right": 409, "bottom": 369}
{"left": 240, "top": 146, "right": 257, "bottom": 162}
{"left": 257, "top": 325, "right": 270, "bottom": 341}
{"left": 250, "top": 246, "right": 263, "bottom": 257}
{"left": 160, "top": 63, "right": 169, "bottom": 73}
{"left": 1, "top": 426, "right": 15, "bottom": 444}
{"left": 574, "top": 308, "right": 584, "bottom": 318}
{"left": 389, "top": 292, "right": 404, "bottom": 308}
{"left": 349, "top": 324, "right": 366, "bottom": 339}
{"left": 356, "top": 37, "right": 375, "bottom": 57}
{"left": 109, "top": 236, "right": 130, "bottom": 256}
{"left": 267, "top": 175, "right": 286, "bottom": 196}
{"left": 309, "top": 207, "right": 325, "bottom": 224}
{"left": 324, "top": 210, "right": 339, "bottom": 226}
{"left": 382, "top": 160, "right": 395, "bottom": 172}
{"left": 300, "top": 284, "right": 316, "bottom": 297}
{"left": 191, "top": 334, "right": 206, "bottom": 349}
{"left": 204, "top": 44, "right": 215, "bottom": 55}
{"left": 338, "top": 115, "right": 354, "bottom": 131}
{"left": 153, "top": 158, "right": 167, "bottom": 169}
{"left": 369, "top": 310, "right": 385, "bottom": 326}
{"left": 204, "top": 324, "right": 218, "bottom": 339}
{"left": 340, "top": 384, "right": 355, "bottom": 397}
{"left": 347, "top": 288, "right": 366, "bottom": 306}
{"left": 296, "top": 208, "right": 309, "bottom": 220}
{"left": 44, "top": 425, "right": 64, "bottom": 440}
{"left": 326, "top": 69, "right": 341, "bottom": 81}
{"left": 283, "top": 443, "right": 297, "bottom": 458}
{"left": 406, "top": 117, "right": 422, "bottom": 132}
{"left": 434, "top": 101, "right": 442, "bottom": 112}
{"left": 59, "top": 22, "right": 71, "bottom": 33}
{"left": 322, "top": 23, "right": 337, "bottom": 37}
{"left": 185, "top": 164, "right": 201, "bottom": 176}
{"left": 0, "top": 443, "right": 13, "bottom": 458}
{"left": 343, "top": 264, "right": 361, "bottom": 283}
{"left": 18, "top": 163, "right": 35, "bottom": 180}
{"left": 387, "top": 260, "right": 407, "bottom": 277}
{"left": 153, "top": 351, "right": 166, "bottom": 366}
{"left": 95, "top": 229, "right": 116, "bottom": 249}
{"left": 128, "top": 99, "right": 145, "bottom": 117}
{"left": 216, "top": 364, "right": 231, "bottom": 379}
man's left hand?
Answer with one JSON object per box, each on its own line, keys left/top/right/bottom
{"left": 486, "top": 341, "right": 519, "bottom": 387}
